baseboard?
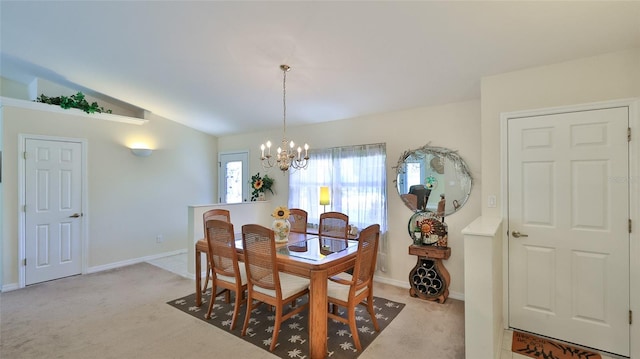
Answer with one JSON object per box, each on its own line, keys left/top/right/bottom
{"left": 373, "top": 274, "right": 465, "bottom": 301}
{"left": 1, "top": 282, "right": 20, "bottom": 292}
{"left": 87, "top": 248, "right": 187, "bottom": 274}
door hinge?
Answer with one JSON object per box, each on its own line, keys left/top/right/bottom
{"left": 23, "top": 151, "right": 28, "bottom": 159}
{"left": 23, "top": 258, "right": 27, "bottom": 266}
{"left": 218, "top": 161, "right": 221, "bottom": 168}
{"left": 628, "top": 127, "right": 631, "bottom": 142}
{"left": 23, "top": 205, "right": 27, "bottom": 212}
{"left": 630, "top": 310, "right": 633, "bottom": 325}
{"left": 630, "top": 219, "right": 633, "bottom": 234}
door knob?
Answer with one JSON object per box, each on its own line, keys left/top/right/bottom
{"left": 68, "top": 213, "right": 82, "bottom": 218}
{"left": 511, "top": 231, "right": 528, "bottom": 238}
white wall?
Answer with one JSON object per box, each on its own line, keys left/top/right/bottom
{"left": 218, "top": 100, "right": 482, "bottom": 297}
{"left": 481, "top": 48, "right": 640, "bottom": 217}
{"left": 1, "top": 101, "right": 217, "bottom": 287}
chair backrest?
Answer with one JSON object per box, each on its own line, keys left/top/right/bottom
{"left": 289, "top": 208, "right": 308, "bottom": 234}
{"left": 203, "top": 209, "right": 231, "bottom": 237}
{"left": 205, "top": 219, "right": 240, "bottom": 279}
{"left": 241, "top": 224, "right": 281, "bottom": 294}
{"left": 319, "top": 211, "right": 349, "bottom": 239}
{"left": 352, "top": 224, "right": 380, "bottom": 291}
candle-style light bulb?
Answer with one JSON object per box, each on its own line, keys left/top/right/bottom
{"left": 289, "top": 140, "right": 294, "bottom": 149}
{"left": 297, "top": 146, "right": 302, "bottom": 159}
{"left": 260, "top": 144, "right": 265, "bottom": 157}
{"left": 304, "top": 143, "right": 309, "bottom": 157}
{"left": 266, "top": 141, "right": 272, "bottom": 155}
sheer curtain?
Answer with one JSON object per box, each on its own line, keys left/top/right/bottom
{"left": 289, "top": 143, "right": 388, "bottom": 271}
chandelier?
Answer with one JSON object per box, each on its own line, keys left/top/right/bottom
{"left": 260, "top": 64, "right": 309, "bottom": 172}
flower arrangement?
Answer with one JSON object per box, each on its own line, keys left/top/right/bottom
{"left": 271, "top": 206, "right": 290, "bottom": 220}
{"left": 271, "top": 206, "right": 291, "bottom": 242}
{"left": 250, "top": 172, "right": 274, "bottom": 201}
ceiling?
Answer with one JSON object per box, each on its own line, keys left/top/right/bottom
{"left": 1, "top": 1, "right": 639, "bottom": 136}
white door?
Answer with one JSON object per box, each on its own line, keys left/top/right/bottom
{"left": 508, "top": 106, "right": 630, "bottom": 356}
{"left": 25, "top": 138, "right": 83, "bottom": 285}
{"left": 218, "top": 151, "right": 248, "bottom": 203}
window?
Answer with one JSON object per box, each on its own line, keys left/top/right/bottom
{"left": 288, "top": 143, "right": 387, "bottom": 232}
{"left": 218, "top": 151, "right": 249, "bottom": 203}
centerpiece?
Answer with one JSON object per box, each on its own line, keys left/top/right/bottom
{"left": 271, "top": 206, "right": 291, "bottom": 243}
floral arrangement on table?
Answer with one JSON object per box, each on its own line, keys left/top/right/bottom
{"left": 250, "top": 172, "right": 274, "bottom": 201}
{"left": 271, "top": 206, "right": 291, "bottom": 243}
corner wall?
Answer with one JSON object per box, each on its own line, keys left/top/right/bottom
{"left": 218, "top": 100, "right": 483, "bottom": 297}
{"left": 1, "top": 102, "right": 217, "bottom": 288}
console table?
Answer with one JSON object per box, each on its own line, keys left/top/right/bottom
{"left": 408, "top": 245, "right": 451, "bottom": 303}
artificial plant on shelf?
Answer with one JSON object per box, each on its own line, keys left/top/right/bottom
{"left": 250, "top": 172, "right": 274, "bottom": 201}
{"left": 36, "top": 92, "right": 113, "bottom": 114}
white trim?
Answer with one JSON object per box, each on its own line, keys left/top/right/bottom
{"left": 500, "top": 98, "right": 639, "bottom": 358}
{"left": 18, "top": 134, "right": 89, "bottom": 288}
{"left": 0, "top": 96, "right": 148, "bottom": 125}
{"left": 2, "top": 249, "right": 187, "bottom": 292}
{"left": 87, "top": 249, "right": 187, "bottom": 274}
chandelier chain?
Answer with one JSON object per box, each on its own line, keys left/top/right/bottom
{"left": 259, "top": 64, "right": 309, "bottom": 172}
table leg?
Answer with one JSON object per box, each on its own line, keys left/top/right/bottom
{"left": 308, "top": 268, "right": 328, "bottom": 359}
{"left": 195, "top": 245, "right": 202, "bottom": 306}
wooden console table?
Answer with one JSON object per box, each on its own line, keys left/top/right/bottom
{"left": 408, "top": 245, "right": 451, "bottom": 303}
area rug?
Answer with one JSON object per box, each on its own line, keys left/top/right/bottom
{"left": 511, "top": 330, "right": 602, "bottom": 359}
{"left": 168, "top": 290, "right": 405, "bottom": 359}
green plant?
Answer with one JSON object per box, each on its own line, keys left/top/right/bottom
{"left": 250, "top": 172, "right": 274, "bottom": 201}
{"left": 36, "top": 92, "right": 113, "bottom": 114}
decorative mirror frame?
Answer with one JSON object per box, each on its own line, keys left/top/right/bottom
{"left": 393, "top": 143, "right": 473, "bottom": 216}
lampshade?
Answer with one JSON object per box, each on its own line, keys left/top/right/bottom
{"left": 319, "top": 186, "right": 330, "bottom": 205}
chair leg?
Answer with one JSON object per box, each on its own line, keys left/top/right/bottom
{"left": 348, "top": 304, "right": 362, "bottom": 351}
{"left": 205, "top": 284, "right": 217, "bottom": 319}
{"left": 241, "top": 298, "right": 254, "bottom": 336}
{"left": 230, "top": 289, "right": 242, "bottom": 330}
{"left": 367, "top": 294, "right": 380, "bottom": 331}
{"left": 269, "top": 305, "right": 283, "bottom": 352}
{"left": 202, "top": 261, "right": 211, "bottom": 293}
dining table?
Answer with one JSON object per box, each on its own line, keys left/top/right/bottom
{"left": 195, "top": 231, "right": 360, "bottom": 359}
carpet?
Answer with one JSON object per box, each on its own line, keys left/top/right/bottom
{"left": 168, "top": 289, "right": 405, "bottom": 359}
{"left": 511, "top": 330, "right": 602, "bottom": 359}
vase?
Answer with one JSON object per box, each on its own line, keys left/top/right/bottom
{"left": 258, "top": 192, "right": 266, "bottom": 201}
{"left": 272, "top": 218, "right": 291, "bottom": 243}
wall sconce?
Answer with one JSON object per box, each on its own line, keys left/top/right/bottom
{"left": 130, "top": 147, "right": 153, "bottom": 157}
{"left": 319, "top": 186, "right": 330, "bottom": 213}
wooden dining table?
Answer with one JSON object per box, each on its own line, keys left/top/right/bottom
{"left": 195, "top": 231, "right": 359, "bottom": 359}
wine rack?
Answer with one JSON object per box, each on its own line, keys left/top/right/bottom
{"left": 408, "top": 245, "right": 451, "bottom": 303}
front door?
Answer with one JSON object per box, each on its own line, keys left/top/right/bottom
{"left": 507, "top": 106, "right": 630, "bottom": 356}
{"left": 25, "top": 138, "right": 83, "bottom": 285}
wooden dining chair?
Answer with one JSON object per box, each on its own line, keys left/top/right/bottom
{"left": 326, "top": 223, "right": 381, "bottom": 351}
{"left": 203, "top": 219, "right": 247, "bottom": 330}
{"left": 198, "top": 209, "right": 231, "bottom": 294}
{"left": 288, "top": 208, "right": 308, "bottom": 234}
{"left": 240, "top": 224, "right": 310, "bottom": 352}
{"left": 319, "top": 211, "right": 349, "bottom": 239}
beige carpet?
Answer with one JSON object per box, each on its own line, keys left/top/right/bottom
{"left": 0, "top": 262, "right": 465, "bottom": 358}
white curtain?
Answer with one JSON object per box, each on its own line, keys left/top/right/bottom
{"left": 289, "top": 143, "right": 389, "bottom": 271}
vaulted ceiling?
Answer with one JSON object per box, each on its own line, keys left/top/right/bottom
{"left": 1, "top": 1, "right": 639, "bottom": 136}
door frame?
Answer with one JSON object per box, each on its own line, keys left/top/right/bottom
{"left": 500, "top": 98, "right": 639, "bottom": 358}
{"left": 18, "top": 134, "right": 88, "bottom": 288}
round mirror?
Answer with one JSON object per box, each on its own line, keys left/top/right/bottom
{"left": 394, "top": 144, "right": 472, "bottom": 216}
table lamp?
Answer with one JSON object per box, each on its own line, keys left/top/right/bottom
{"left": 319, "top": 186, "right": 330, "bottom": 213}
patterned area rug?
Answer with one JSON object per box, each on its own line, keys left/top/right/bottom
{"left": 511, "top": 330, "right": 602, "bottom": 359}
{"left": 168, "top": 290, "right": 405, "bottom": 359}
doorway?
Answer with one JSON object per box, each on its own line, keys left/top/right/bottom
{"left": 505, "top": 103, "right": 632, "bottom": 356}
{"left": 20, "top": 135, "right": 86, "bottom": 286}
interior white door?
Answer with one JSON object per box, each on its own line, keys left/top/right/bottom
{"left": 25, "top": 138, "right": 83, "bottom": 285}
{"left": 508, "top": 106, "right": 630, "bottom": 356}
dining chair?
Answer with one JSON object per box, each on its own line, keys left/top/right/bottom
{"left": 198, "top": 209, "right": 231, "bottom": 295}
{"left": 203, "top": 219, "right": 247, "bottom": 330}
{"left": 240, "top": 224, "right": 310, "bottom": 352}
{"left": 326, "top": 223, "right": 381, "bottom": 351}
{"left": 288, "top": 208, "right": 308, "bottom": 234}
{"left": 319, "top": 211, "right": 349, "bottom": 239}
